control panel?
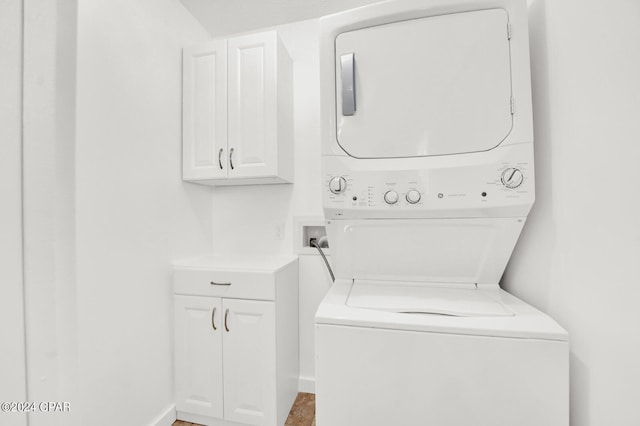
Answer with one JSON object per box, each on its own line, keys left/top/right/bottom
{"left": 323, "top": 146, "right": 534, "bottom": 219}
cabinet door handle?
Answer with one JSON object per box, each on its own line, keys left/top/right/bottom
{"left": 218, "top": 148, "right": 224, "bottom": 170}
{"left": 211, "top": 307, "right": 217, "bottom": 331}
{"left": 224, "top": 308, "right": 230, "bottom": 332}
{"left": 229, "top": 148, "right": 235, "bottom": 170}
{"left": 210, "top": 281, "right": 231, "bottom": 286}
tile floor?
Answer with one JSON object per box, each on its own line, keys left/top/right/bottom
{"left": 173, "top": 392, "right": 315, "bottom": 426}
{"left": 283, "top": 392, "right": 316, "bottom": 426}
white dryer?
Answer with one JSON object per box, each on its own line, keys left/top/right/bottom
{"left": 315, "top": 0, "right": 569, "bottom": 425}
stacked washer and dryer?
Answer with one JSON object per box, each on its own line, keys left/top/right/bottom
{"left": 315, "top": 0, "right": 569, "bottom": 425}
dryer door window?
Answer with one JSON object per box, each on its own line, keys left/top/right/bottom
{"left": 335, "top": 9, "right": 513, "bottom": 159}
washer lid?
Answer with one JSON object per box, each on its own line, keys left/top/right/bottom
{"left": 316, "top": 280, "right": 569, "bottom": 341}
{"left": 347, "top": 280, "right": 514, "bottom": 317}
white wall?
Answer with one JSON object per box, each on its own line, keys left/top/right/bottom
{"left": 20, "top": 0, "right": 211, "bottom": 424}
{"left": 298, "top": 255, "right": 333, "bottom": 391}
{"left": 503, "top": 1, "right": 640, "bottom": 425}
{"left": 0, "top": 2, "right": 27, "bottom": 425}
{"left": 74, "top": 1, "right": 213, "bottom": 424}
{"left": 22, "top": 1, "right": 78, "bottom": 425}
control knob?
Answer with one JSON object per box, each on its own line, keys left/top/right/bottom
{"left": 406, "top": 189, "right": 421, "bottom": 204}
{"left": 329, "top": 176, "right": 347, "bottom": 194}
{"left": 384, "top": 190, "right": 399, "bottom": 205}
{"left": 501, "top": 168, "right": 524, "bottom": 189}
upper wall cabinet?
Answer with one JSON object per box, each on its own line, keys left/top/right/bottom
{"left": 182, "top": 31, "right": 293, "bottom": 186}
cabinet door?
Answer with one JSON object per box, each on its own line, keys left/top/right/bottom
{"left": 174, "top": 295, "right": 224, "bottom": 419}
{"left": 227, "top": 32, "right": 278, "bottom": 179}
{"left": 222, "top": 299, "right": 277, "bottom": 426}
{"left": 183, "top": 40, "right": 228, "bottom": 180}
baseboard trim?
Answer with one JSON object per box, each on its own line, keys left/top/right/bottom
{"left": 298, "top": 376, "right": 316, "bottom": 394}
{"left": 177, "top": 411, "right": 246, "bottom": 426}
{"left": 150, "top": 404, "right": 176, "bottom": 426}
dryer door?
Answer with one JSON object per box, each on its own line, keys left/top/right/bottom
{"left": 335, "top": 9, "right": 513, "bottom": 158}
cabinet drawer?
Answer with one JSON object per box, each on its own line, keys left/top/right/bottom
{"left": 173, "top": 268, "right": 275, "bottom": 301}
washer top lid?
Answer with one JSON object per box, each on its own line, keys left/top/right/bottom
{"left": 316, "top": 280, "right": 569, "bottom": 341}
{"left": 347, "top": 280, "right": 513, "bottom": 317}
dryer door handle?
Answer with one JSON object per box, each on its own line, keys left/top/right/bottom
{"left": 341, "top": 53, "right": 356, "bottom": 116}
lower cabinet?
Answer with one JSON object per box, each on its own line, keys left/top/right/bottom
{"left": 222, "top": 299, "right": 276, "bottom": 425}
{"left": 173, "top": 256, "right": 298, "bottom": 426}
{"left": 174, "top": 296, "right": 224, "bottom": 420}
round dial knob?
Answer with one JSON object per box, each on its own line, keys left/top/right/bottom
{"left": 406, "top": 189, "right": 421, "bottom": 204}
{"left": 501, "top": 168, "right": 524, "bottom": 189}
{"left": 384, "top": 190, "right": 399, "bottom": 205}
{"left": 329, "top": 176, "right": 347, "bottom": 194}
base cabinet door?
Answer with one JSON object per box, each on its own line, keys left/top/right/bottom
{"left": 174, "top": 295, "right": 224, "bottom": 419}
{"left": 222, "top": 299, "right": 277, "bottom": 426}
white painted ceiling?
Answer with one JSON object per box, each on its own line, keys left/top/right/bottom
{"left": 180, "top": 0, "right": 383, "bottom": 36}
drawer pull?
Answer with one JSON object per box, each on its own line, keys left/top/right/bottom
{"left": 210, "top": 281, "right": 231, "bottom": 286}
{"left": 224, "top": 309, "right": 230, "bottom": 332}
{"left": 211, "top": 307, "right": 217, "bottom": 331}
